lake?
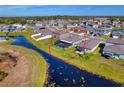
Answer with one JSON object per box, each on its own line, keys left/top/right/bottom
{"left": 2, "top": 36, "right": 120, "bottom": 87}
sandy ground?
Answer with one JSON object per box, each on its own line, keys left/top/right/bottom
{"left": 0, "top": 46, "right": 47, "bottom": 87}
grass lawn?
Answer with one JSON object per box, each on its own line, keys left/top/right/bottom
{"left": 25, "top": 36, "right": 124, "bottom": 85}
{"left": 25, "top": 36, "right": 76, "bottom": 60}
{"left": 0, "top": 38, "right": 48, "bottom": 87}
{"left": 112, "top": 27, "right": 124, "bottom": 30}
{"left": 95, "top": 35, "right": 111, "bottom": 39}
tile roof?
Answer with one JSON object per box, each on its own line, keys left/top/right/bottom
{"left": 35, "top": 29, "right": 53, "bottom": 35}
{"left": 112, "top": 32, "right": 123, "bottom": 36}
{"left": 42, "top": 30, "right": 53, "bottom": 36}
{"left": 103, "top": 45, "right": 124, "bottom": 54}
{"left": 106, "top": 38, "right": 124, "bottom": 45}
{"left": 79, "top": 38, "right": 101, "bottom": 50}
{"left": 61, "top": 33, "right": 82, "bottom": 43}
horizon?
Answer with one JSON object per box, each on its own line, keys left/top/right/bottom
{"left": 0, "top": 15, "right": 124, "bottom": 17}
{"left": 0, "top": 5, "right": 124, "bottom": 16}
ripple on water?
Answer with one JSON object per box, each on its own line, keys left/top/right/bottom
{"left": 72, "top": 79, "right": 76, "bottom": 84}
{"left": 71, "top": 72, "right": 73, "bottom": 74}
{"left": 64, "top": 78, "right": 69, "bottom": 81}
{"left": 59, "top": 72, "right": 63, "bottom": 75}
{"left": 51, "top": 69, "right": 55, "bottom": 73}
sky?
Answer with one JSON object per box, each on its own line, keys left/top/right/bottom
{"left": 0, "top": 5, "right": 124, "bottom": 16}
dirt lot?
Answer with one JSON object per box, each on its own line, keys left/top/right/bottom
{"left": 0, "top": 45, "right": 47, "bottom": 87}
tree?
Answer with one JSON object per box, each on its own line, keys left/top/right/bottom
{"left": 80, "top": 52, "right": 92, "bottom": 60}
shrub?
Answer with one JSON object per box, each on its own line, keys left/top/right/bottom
{"left": 0, "top": 71, "right": 8, "bottom": 81}
{"left": 81, "top": 52, "right": 92, "bottom": 60}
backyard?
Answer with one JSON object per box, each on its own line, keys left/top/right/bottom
{"left": 25, "top": 36, "right": 124, "bottom": 85}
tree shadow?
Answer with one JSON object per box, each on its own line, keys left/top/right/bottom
{"left": 98, "top": 43, "right": 105, "bottom": 54}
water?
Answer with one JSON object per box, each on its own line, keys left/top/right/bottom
{"left": 113, "top": 30, "right": 124, "bottom": 34}
{"left": 8, "top": 36, "right": 120, "bottom": 87}
{"left": 0, "top": 37, "right": 7, "bottom": 41}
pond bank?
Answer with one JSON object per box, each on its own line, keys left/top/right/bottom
{"left": 0, "top": 42, "right": 48, "bottom": 87}
{"left": 11, "top": 36, "right": 120, "bottom": 87}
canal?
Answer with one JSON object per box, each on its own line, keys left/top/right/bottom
{"left": 113, "top": 30, "right": 124, "bottom": 34}
{"left": 10, "top": 36, "right": 120, "bottom": 87}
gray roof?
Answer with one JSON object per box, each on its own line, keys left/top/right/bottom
{"left": 53, "top": 30, "right": 68, "bottom": 35}
{"left": 106, "top": 38, "right": 124, "bottom": 45}
{"left": 35, "top": 29, "right": 53, "bottom": 35}
{"left": 41, "top": 30, "right": 53, "bottom": 36}
{"left": 103, "top": 45, "right": 124, "bottom": 54}
{"left": 61, "top": 34, "right": 82, "bottom": 43}
{"left": 79, "top": 38, "right": 101, "bottom": 50}
{"left": 112, "top": 32, "right": 123, "bottom": 36}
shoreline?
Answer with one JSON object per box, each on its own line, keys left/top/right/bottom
{"left": 45, "top": 51, "right": 121, "bottom": 86}
{"left": 0, "top": 39, "right": 48, "bottom": 87}
{"left": 0, "top": 32, "right": 123, "bottom": 86}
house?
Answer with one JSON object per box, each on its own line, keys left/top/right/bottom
{"left": 35, "top": 21, "right": 45, "bottom": 29}
{"left": 67, "top": 22, "right": 80, "bottom": 28}
{"left": 22, "top": 24, "right": 34, "bottom": 29}
{"left": 60, "top": 33, "right": 83, "bottom": 47}
{"left": 12, "top": 24, "right": 22, "bottom": 29}
{"left": 93, "top": 28, "right": 111, "bottom": 36}
{"left": 67, "top": 27, "right": 86, "bottom": 35}
{"left": 103, "top": 45, "right": 124, "bottom": 59}
{"left": 112, "top": 32, "right": 123, "bottom": 39}
{"left": 31, "top": 29, "right": 53, "bottom": 41}
{"left": 85, "top": 26, "right": 94, "bottom": 34}
{"left": 76, "top": 38, "right": 102, "bottom": 54}
{"left": 3, "top": 25, "right": 14, "bottom": 32}
{"left": 106, "top": 38, "right": 124, "bottom": 46}
{"left": 93, "top": 24, "right": 99, "bottom": 28}
{"left": 0, "top": 24, "right": 5, "bottom": 31}
{"left": 35, "top": 21, "right": 43, "bottom": 27}
{"left": 2, "top": 24, "right": 24, "bottom": 32}
{"left": 112, "top": 30, "right": 124, "bottom": 38}
{"left": 52, "top": 30, "right": 69, "bottom": 39}
{"left": 104, "top": 25, "right": 113, "bottom": 30}
{"left": 103, "top": 38, "right": 124, "bottom": 59}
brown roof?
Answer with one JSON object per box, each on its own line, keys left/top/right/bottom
{"left": 103, "top": 45, "right": 124, "bottom": 54}
{"left": 106, "top": 39, "right": 124, "bottom": 45}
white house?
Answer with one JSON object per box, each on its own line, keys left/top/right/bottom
{"left": 31, "top": 33, "right": 52, "bottom": 41}
{"left": 31, "top": 29, "right": 53, "bottom": 41}
{"left": 35, "top": 22, "right": 43, "bottom": 27}
{"left": 12, "top": 24, "right": 22, "bottom": 29}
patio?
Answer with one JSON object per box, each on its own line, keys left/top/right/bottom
{"left": 54, "top": 41, "right": 72, "bottom": 48}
